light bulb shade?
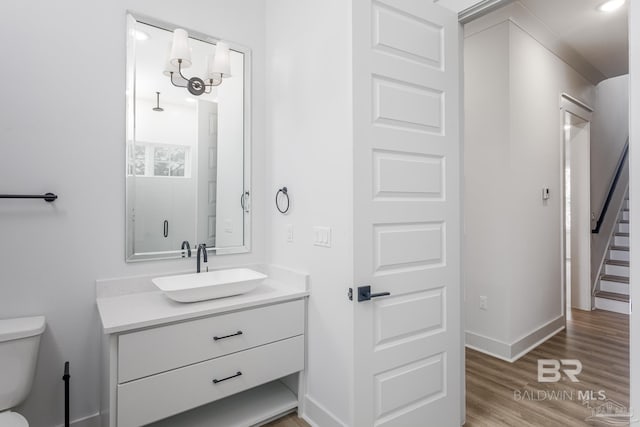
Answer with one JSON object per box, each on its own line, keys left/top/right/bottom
{"left": 163, "top": 43, "right": 179, "bottom": 77}
{"left": 205, "top": 52, "right": 221, "bottom": 83}
{"left": 211, "top": 42, "right": 231, "bottom": 78}
{"left": 170, "top": 29, "right": 192, "bottom": 68}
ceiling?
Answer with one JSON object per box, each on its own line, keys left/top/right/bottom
{"left": 436, "top": 0, "right": 628, "bottom": 81}
{"left": 519, "top": 0, "right": 628, "bottom": 79}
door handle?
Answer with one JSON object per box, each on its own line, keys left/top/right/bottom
{"left": 241, "top": 191, "right": 250, "bottom": 213}
{"left": 356, "top": 285, "right": 390, "bottom": 302}
{"left": 163, "top": 220, "right": 169, "bottom": 238}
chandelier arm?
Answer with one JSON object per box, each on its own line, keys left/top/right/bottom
{"left": 177, "top": 60, "right": 190, "bottom": 81}
{"left": 211, "top": 73, "right": 223, "bottom": 87}
{"left": 170, "top": 72, "right": 187, "bottom": 88}
{"left": 168, "top": 61, "right": 225, "bottom": 95}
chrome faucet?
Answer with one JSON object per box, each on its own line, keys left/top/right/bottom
{"left": 181, "top": 240, "right": 191, "bottom": 258}
{"left": 196, "top": 243, "right": 208, "bottom": 273}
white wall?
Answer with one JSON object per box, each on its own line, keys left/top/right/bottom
{"left": 0, "top": 1, "right": 266, "bottom": 426}
{"left": 628, "top": 0, "right": 640, "bottom": 420}
{"left": 589, "top": 75, "right": 630, "bottom": 286}
{"left": 265, "top": 0, "right": 354, "bottom": 425}
{"left": 464, "top": 12, "right": 594, "bottom": 359}
{"left": 463, "top": 21, "right": 512, "bottom": 345}
{"left": 464, "top": 2, "right": 604, "bottom": 85}
{"left": 136, "top": 98, "right": 198, "bottom": 146}
{"left": 507, "top": 22, "right": 593, "bottom": 338}
{"left": 591, "top": 75, "right": 630, "bottom": 216}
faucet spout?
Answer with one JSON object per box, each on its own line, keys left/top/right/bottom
{"left": 196, "top": 244, "right": 208, "bottom": 273}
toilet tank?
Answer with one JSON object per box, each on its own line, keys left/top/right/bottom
{"left": 0, "top": 316, "right": 46, "bottom": 411}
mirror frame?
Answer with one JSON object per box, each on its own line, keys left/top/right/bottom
{"left": 125, "top": 11, "right": 253, "bottom": 262}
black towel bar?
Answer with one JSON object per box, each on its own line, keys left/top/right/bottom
{"left": 0, "top": 193, "right": 58, "bottom": 202}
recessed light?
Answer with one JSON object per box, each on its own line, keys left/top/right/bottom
{"left": 598, "top": 0, "right": 625, "bottom": 12}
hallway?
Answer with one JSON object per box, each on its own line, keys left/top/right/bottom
{"left": 466, "top": 309, "right": 629, "bottom": 426}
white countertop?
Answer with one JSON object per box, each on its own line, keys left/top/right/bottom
{"left": 96, "top": 265, "right": 309, "bottom": 334}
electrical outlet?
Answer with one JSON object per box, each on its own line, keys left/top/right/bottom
{"left": 480, "top": 296, "right": 488, "bottom": 311}
{"left": 286, "top": 224, "right": 294, "bottom": 243}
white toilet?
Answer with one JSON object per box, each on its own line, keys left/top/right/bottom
{"left": 0, "top": 316, "right": 46, "bottom": 427}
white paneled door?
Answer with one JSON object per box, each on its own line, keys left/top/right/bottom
{"left": 352, "top": 0, "right": 461, "bottom": 425}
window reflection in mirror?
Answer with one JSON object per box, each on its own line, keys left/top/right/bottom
{"left": 126, "top": 14, "right": 251, "bottom": 262}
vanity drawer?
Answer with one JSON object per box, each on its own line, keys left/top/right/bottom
{"left": 117, "top": 334, "right": 304, "bottom": 427}
{"left": 118, "top": 299, "right": 304, "bottom": 383}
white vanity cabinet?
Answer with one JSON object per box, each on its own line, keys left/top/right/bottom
{"left": 99, "top": 294, "right": 307, "bottom": 427}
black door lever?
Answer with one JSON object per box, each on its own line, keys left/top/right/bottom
{"left": 357, "top": 285, "right": 391, "bottom": 302}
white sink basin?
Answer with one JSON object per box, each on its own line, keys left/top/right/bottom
{"left": 152, "top": 268, "right": 267, "bottom": 303}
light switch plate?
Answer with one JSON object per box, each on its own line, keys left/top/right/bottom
{"left": 286, "top": 224, "right": 294, "bottom": 243}
{"left": 542, "top": 187, "right": 550, "bottom": 200}
{"left": 313, "top": 226, "right": 332, "bottom": 247}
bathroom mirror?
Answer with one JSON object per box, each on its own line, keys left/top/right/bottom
{"left": 125, "top": 13, "right": 251, "bottom": 262}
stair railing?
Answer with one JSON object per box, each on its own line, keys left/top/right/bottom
{"left": 592, "top": 138, "right": 629, "bottom": 234}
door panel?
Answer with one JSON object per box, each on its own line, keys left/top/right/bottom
{"left": 374, "top": 222, "right": 444, "bottom": 272}
{"left": 197, "top": 101, "right": 218, "bottom": 247}
{"left": 373, "top": 288, "right": 445, "bottom": 348}
{"left": 353, "top": 0, "right": 461, "bottom": 425}
{"left": 373, "top": 2, "right": 443, "bottom": 67}
{"left": 373, "top": 150, "right": 445, "bottom": 200}
{"left": 373, "top": 76, "right": 444, "bottom": 133}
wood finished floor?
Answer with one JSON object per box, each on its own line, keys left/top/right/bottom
{"left": 267, "top": 309, "right": 629, "bottom": 427}
{"left": 466, "top": 309, "right": 629, "bottom": 426}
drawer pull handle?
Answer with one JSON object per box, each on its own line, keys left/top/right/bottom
{"left": 213, "top": 331, "right": 243, "bottom": 341}
{"left": 212, "top": 371, "right": 242, "bottom": 384}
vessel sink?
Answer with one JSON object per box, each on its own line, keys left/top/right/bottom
{"left": 152, "top": 268, "right": 267, "bottom": 303}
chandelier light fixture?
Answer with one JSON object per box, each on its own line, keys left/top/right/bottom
{"left": 164, "top": 29, "right": 231, "bottom": 96}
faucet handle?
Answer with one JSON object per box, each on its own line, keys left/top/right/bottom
{"left": 196, "top": 243, "right": 208, "bottom": 273}
{"left": 181, "top": 240, "right": 192, "bottom": 258}
{"left": 198, "top": 243, "right": 208, "bottom": 263}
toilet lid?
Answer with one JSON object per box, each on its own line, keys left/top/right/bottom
{"left": 0, "top": 411, "right": 28, "bottom": 427}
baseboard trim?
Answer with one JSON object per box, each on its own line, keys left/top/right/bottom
{"left": 509, "top": 316, "right": 565, "bottom": 361}
{"left": 54, "top": 412, "right": 101, "bottom": 427}
{"left": 465, "top": 332, "right": 512, "bottom": 361}
{"left": 466, "top": 316, "right": 565, "bottom": 362}
{"left": 302, "top": 395, "right": 346, "bottom": 427}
